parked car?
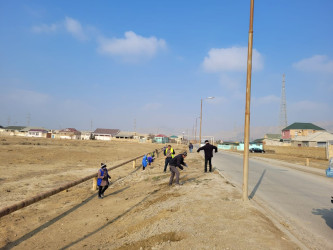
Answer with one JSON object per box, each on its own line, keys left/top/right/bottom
{"left": 249, "top": 148, "right": 265, "bottom": 153}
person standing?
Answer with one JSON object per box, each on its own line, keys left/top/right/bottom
{"left": 189, "top": 143, "right": 193, "bottom": 153}
{"left": 168, "top": 152, "right": 187, "bottom": 186}
{"left": 197, "top": 140, "right": 218, "bottom": 172}
{"left": 163, "top": 145, "right": 175, "bottom": 172}
{"left": 97, "top": 163, "right": 111, "bottom": 199}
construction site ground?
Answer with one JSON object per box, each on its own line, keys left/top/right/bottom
{"left": 0, "top": 137, "right": 304, "bottom": 249}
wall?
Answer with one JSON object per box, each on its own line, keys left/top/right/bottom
{"left": 264, "top": 145, "right": 326, "bottom": 160}
{"left": 329, "top": 144, "right": 333, "bottom": 160}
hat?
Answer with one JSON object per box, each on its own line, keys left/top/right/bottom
{"left": 101, "top": 163, "right": 107, "bottom": 168}
{"left": 205, "top": 140, "right": 209, "bottom": 143}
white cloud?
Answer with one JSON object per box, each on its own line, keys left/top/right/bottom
{"left": 202, "top": 46, "right": 264, "bottom": 72}
{"left": 97, "top": 31, "right": 166, "bottom": 60}
{"left": 31, "top": 23, "right": 59, "bottom": 33}
{"left": 293, "top": 55, "right": 333, "bottom": 73}
{"left": 64, "top": 17, "right": 87, "bottom": 41}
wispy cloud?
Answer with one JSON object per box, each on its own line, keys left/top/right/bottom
{"left": 293, "top": 55, "right": 333, "bottom": 74}
{"left": 97, "top": 31, "right": 166, "bottom": 61}
{"left": 64, "top": 17, "right": 87, "bottom": 41}
{"left": 31, "top": 23, "right": 59, "bottom": 33}
{"left": 202, "top": 46, "right": 264, "bottom": 72}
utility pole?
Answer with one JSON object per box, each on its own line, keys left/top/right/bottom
{"left": 242, "top": 0, "right": 254, "bottom": 202}
{"left": 279, "top": 74, "right": 288, "bottom": 129}
{"left": 195, "top": 117, "right": 198, "bottom": 143}
{"left": 134, "top": 118, "right": 136, "bottom": 135}
{"left": 199, "top": 99, "right": 203, "bottom": 145}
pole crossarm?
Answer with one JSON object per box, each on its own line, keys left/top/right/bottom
{"left": 0, "top": 148, "right": 162, "bottom": 218}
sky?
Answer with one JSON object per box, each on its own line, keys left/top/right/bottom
{"left": 1, "top": 0, "right": 333, "bottom": 140}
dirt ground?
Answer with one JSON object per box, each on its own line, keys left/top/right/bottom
{"left": 0, "top": 137, "right": 301, "bottom": 249}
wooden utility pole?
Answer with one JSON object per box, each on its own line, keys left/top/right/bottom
{"left": 199, "top": 99, "right": 203, "bottom": 145}
{"left": 242, "top": 0, "right": 255, "bottom": 201}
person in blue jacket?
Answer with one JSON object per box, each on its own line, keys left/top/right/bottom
{"left": 97, "top": 163, "right": 111, "bottom": 199}
{"left": 147, "top": 153, "right": 154, "bottom": 166}
{"left": 142, "top": 155, "right": 148, "bottom": 171}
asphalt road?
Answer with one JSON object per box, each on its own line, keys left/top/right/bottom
{"left": 209, "top": 150, "right": 333, "bottom": 249}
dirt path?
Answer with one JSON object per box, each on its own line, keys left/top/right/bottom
{"left": 0, "top": 137, "right": 300, "bottom": 249}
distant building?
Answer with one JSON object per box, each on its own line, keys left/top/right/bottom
{"left": 80, "top": 131, "right": 93, "bottom": 140}
{"left": 263, "top": 134, "right": 282, "bottom": 146}
{"left": 1, "top": 126, "right": 26, "bottom": 136}
{"left": 93, "top": 128, "right": 120, "bottom": 141}
{"left": 282, "top": 122, "right": 325, "bottom": 140}
{"left": 59, "top": 128, "right": 81, "bottom": 140}
{"left": 154, "top": 134, "right": 169, "bottom": 144}
{"left": 114, "top": 131, "right": 134, "bottom": 139}
{"left": 27, "top": 129, "right": 49, "bottom": 138}
{"left": 292, "top": 131, "right": 333, "bottom": 147}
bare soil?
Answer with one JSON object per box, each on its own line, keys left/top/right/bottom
{"left": 0, "top": 137, "right": 300, "bottom": 249}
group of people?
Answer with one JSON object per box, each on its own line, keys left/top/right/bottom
{"left": 96, "top": 140, "right": 218, "bottom": 198}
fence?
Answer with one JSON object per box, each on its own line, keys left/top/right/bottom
{"left": 0, "top": 148, "right": 161, "bottom": 218}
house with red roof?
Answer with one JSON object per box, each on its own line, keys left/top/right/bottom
{"left": 154, "top": 134, "right": 169, "bottom": 144}
{"left": 59, "top": 128, "right": 81, "bottom": 140}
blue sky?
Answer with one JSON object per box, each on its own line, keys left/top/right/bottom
{"left": 1, "top": 1, "right": 332, "bottom": 139}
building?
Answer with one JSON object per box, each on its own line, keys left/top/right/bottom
{"left": 1, "top": 126, "right": 26, "bottom": 136}
{"left": 263, "top": 134, "right": 282, "bottom": 146}
{"left": 282, "top": 122, "right": 325, "bottom": 140}
{"left": 93, "top": 128, "right": 120, "bottom": 141}
{"left": 27, "top": 129, "right": 49, "bottom": 138}
{"left": 59, "top": 128, "right": 81, "bottom": 140}
{"left": 80, "top": 131, "right": 93, "bottom": 140}
{"left": 114, "top": 131, "right": 135, "bottom": 139}
{"left": 292, "top": 131, "right": 333, "bottom": 147}
{"left": 154, "top": 134, "right": 169, "bottom": 144}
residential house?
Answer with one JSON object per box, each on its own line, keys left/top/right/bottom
{"left": 27, "top": 128, "right": 49, "bottom": 138}
{"left": 169, "top": 135, "right": 178, "bottom": 143}
{"left": 1, "top": 126, "right": 26, "bottom": 136}
{"left": 80, "top": 131, "right": 93, "bottom": 140}
{"left": 291, "top": 131, "right": 333, "bottom": 147}
{"left": 282, "top": 122, "right": 325, "bottom": 140}
{"left": 114, "top": 131, "right": 135, "bottom": 139}
{"left": 263, "top": 134, "right": 282, "bottom": 146}
{"left": 93, "top": 128, "right": 120, "bottom": 141}
{"left": 59, "top": 128, "right": 81, "bottom": 140}
{"left": 154, "top": 134, "right": 169, "bottom": 144}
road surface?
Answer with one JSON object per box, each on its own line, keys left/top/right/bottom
{"left": 211, "top": 150, "right": 333, "bottom": 249}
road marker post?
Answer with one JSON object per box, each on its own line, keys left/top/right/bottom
{"left": 92, "top": 177, "right": 98, "bottom": 190}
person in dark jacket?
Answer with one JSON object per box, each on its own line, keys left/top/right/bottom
{"left": 197, "top": 140, "right": 218, "bottom": 172}
{"left": 189, "top": 143, "right": 193, "bottom": 153}
{"left": 163, "top": 145, "right": 175, "bottom": 172}
{"left": 97, "top": 163, "right": 111, "bottom": 199}
{"left": 168, "top": 152, "right": 187, "bottom": 186}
